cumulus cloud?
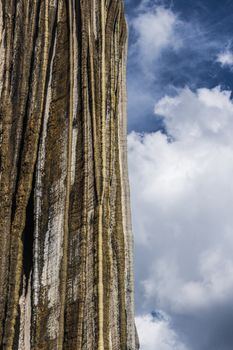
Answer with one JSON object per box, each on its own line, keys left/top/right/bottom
{"left": 216, "top": 50, "right": 233, "bottom": 68}
{"left": 130, "top": 6, "right": 181, "bottom": 67}
{"left": 155, "top": 86, "right": 233, "bottom": 141}
{"left": 136, "top": 313, "right": 189, "bottom": 350}
{"left": 129, "top": 86, "right": 233, "bottom": 348}
{"left": 143, "top": 248, "right": 233, "bottom": 314}
{"left": 127, "top": 4, "right": 183, "bottom": 131}
{"left": 126, "top": 1, "right": 224, "bottom": 132}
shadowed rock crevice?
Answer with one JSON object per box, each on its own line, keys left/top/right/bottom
{"left": 22, "top": 179, "right": 34, "bottom": 289}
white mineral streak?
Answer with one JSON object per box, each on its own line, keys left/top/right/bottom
{"left": 71, "top": 4, "right": 78, "bottom": 187}
{"left": 41, "top": 201, "right": 64, "bottom": 306}
{"left": 72, "top": 0, "right": 78, "bottom": 119}
{"left": 41, "top": 154, "right": 66, "bottom": 339}
{"left": 34, "top": 31, "right": 57, "bottom": 307}
{"left": 0, "top": 0, "right": 5, "bottom": 99}
{"left": 50, "top": 0, "right": 57, "bottom": 7}
{"left": 19, "top": 279, "right": 26, "bottom": 350}
{"left": 67, "top": 231, "right": 80, "bottom": 302}
{"left": 19, "top": 274, "right": 32, "bottom": 350}
{"left": 93, "top": 0, "right": 97, "bottom": 39}
{"left": 70, "top": 275, "right": 79, "bottom": 302}
{"left": 85, "top": 209, "right": 95, "bottom": 346}
{"left": 67, "top": 244, "right": 78, "bottom": 301}
{"left": 109, "top": 332, "right": 112, "bottom": 349}
{"left": 70, "top": 229, "right": 80, "bottom": 302}
{"left": 97, "top": 1, "right": 106, "bottom": 348}
{"left": 71, "top": 128, "right": 78, "bottom": 186}
{"left": 111, "top": 260, "right": 120, "bottom": 350}
{"left": 118, "top": 42, "right": 136, "bottom": 348}
{"left": 47, "top": 309, "right": 60, "bottom": 340}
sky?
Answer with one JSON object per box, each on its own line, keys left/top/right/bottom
{"left": 125, "top": 1, "right": 233, "bottom": 349}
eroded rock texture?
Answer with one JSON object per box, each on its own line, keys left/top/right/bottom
{"left": 0, "top": 0, "right": 138, "bottom": 349}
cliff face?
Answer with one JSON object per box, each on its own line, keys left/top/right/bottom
{"left": 0, "top": 1, "right": 138, "bottom": 349}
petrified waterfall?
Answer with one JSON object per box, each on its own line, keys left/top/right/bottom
{"left": 0, "top": 1, "right": 138, "bottom": 349}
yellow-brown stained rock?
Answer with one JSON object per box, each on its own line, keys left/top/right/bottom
{"left": 0, "top": 1, "right": 139, "bottom": 349}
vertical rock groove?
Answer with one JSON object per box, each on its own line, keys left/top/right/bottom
{"left": 0, "top": 1, "right": 139, "bottom": 349}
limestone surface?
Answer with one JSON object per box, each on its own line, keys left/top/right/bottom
{"left": 0, "top": 0, "right": 138, "bottom": 349}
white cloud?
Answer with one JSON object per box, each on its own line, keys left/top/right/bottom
{"left": 143, "top": 248, "right": 233, "bottom": 314}
{"left": 131, "top": 6, "right": 181, "bottom": 66}
{"left": 155, "top": 86, "right": 233, "bottom": 141}
{"left": 216, "top": 50, "right": 233, "bottom": 68}
{"left": 129, "top": 86, "right": 233, "bottom": 319}
{"left": 136, "top": 313, "right": 188, "bottom": 350}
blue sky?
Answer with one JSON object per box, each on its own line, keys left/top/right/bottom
{"left": 126, "top": 0, "right": 233, "bottom": 132}
{"left": 125, "top": 1, "right": 233, "bottom": 349}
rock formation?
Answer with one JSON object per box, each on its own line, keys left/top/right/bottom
{"left": 0, "top": 0, "right": 138, "bottom": 349}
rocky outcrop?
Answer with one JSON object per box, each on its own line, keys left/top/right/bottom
{"left": 0, "top": 0, "right": 138, "bottom": 349}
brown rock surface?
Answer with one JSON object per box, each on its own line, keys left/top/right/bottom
{"left": 0, "top": 0, "right": 138, "bottom": 349}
